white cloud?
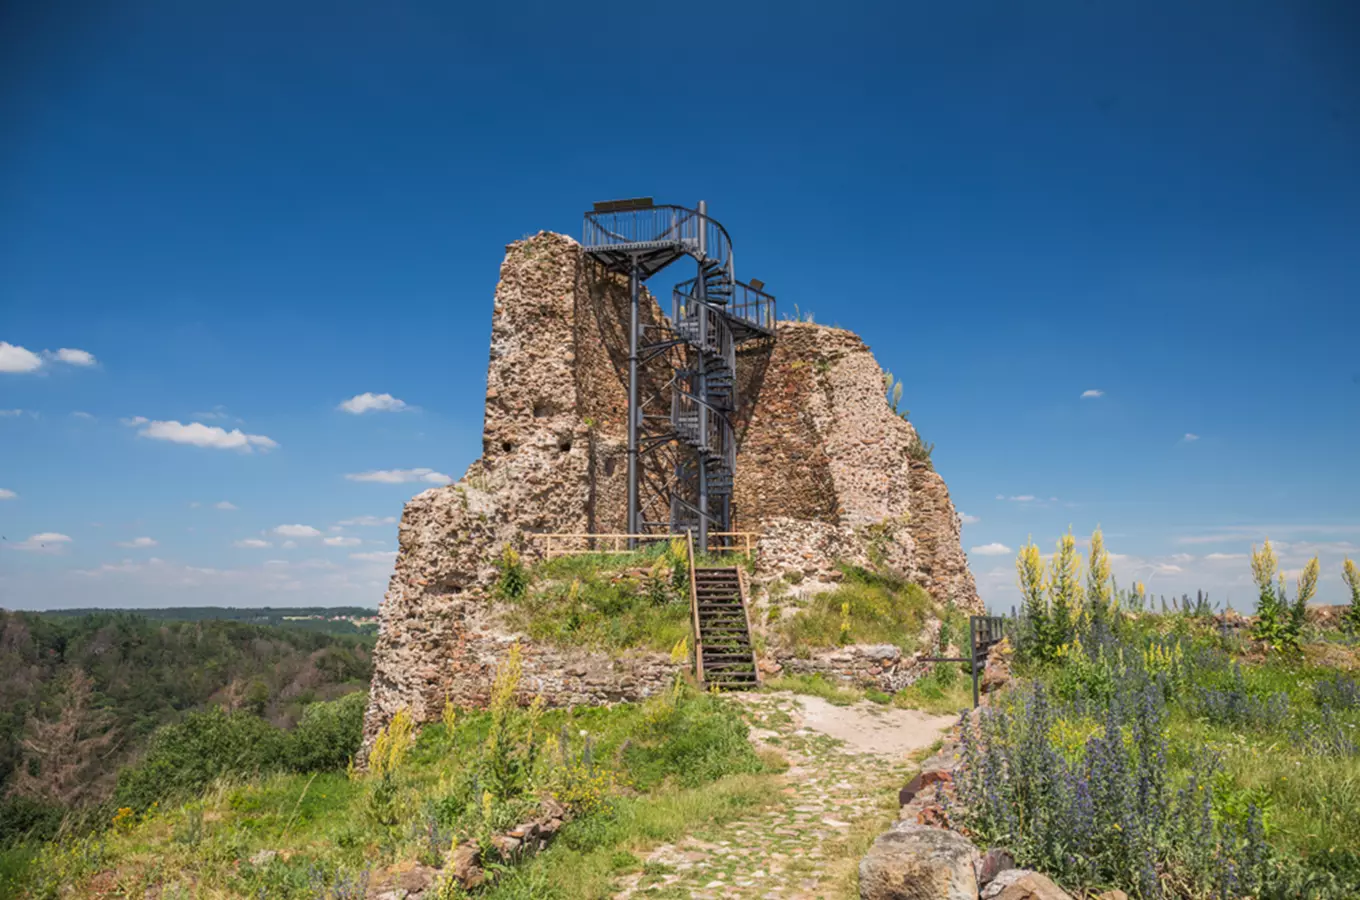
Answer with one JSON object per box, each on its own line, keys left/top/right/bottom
{"left": 1080, "top": 389, "right": 1104, "bottom": 399}
{"left": 960, "top": 513, "right": 980, "bottom": 525}
{"left": 0, "top": 343, "right": 98, "bottom": 373}
{"left": 971, "top": 542, "right": 1014, "bottom": 556}
{"left": 323, "top": 536, "right": 362, "bottom": 547}
{"left": 0, "top": 488, "right": 15, "bottom": 500}
{"left": 0, "top": 409, "right": 24, "bottom": 417}
{"left": 338, "top": 515, "right": 398, "bottom": 527}
{"left": 281, "top": 540, "right": 298, "bottom": 549}
{"left": 71, "top": 411, "right": 95, "bottom": 420}
{"left": 50, "top": 348, "right": 96, "bottom": 366}
{"left": 338, "top": 392, "right": 409, "bottom": 414}
{"left": 273, "top": 524, "right": 321, "bottom": 538}
{"left": 1001, "top": 495, "right": 1037, "bottom": 502}
{"left": 1182, "top": 433, "right": 1200, "bottom": 443}
{"left": 116, "top": 537, "right": 158, "bottom": 548}
{"left": 345, "top": 468, "right": 452, "bottom": 485}
{"left": 234, "top": 538, "right": 272, "bottom": 549}
{"left": 127, "top": 418, "right": 278, "bottom": 452}
{"left": 0, "top": 343, "right": 44, "bottom": 373}
{"left": 14, "top": 532, "right": 73, "bottom": 552}
{"left": 1151, "top": 563, "right": 1184, "bottom": 575}
{"left": 350, "top": 550, "right": 398, "bottom": 562}
{"left": 1205, "top": 553, "right": 1247, "bottom": 562}
{"left": 214, "top": 501, "right": 238, "bottom": 510}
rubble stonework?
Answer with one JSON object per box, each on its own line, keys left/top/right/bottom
{"left": 364, "top": 232, "right": 981, "bottom": 741}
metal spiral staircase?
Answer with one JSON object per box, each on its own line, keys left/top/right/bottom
{"left": 582, "top": 199, "right": 775, "bottom": 548}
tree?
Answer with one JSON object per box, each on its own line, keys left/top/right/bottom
{"left": 9, "top": 668, "right": 118, "bottom": 807}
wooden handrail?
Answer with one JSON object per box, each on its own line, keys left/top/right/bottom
{"left": 687, "top": 529, "right": 704, "bottom": 686}
{"left": 526, "top": 531, "right": 760, "bottom": 560}
{"left": 736, "top": 565, "right": 760, "bottom": 685}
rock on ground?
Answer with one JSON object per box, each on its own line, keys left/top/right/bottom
{"left": 858, "top": 823, "right": 979, "bottom": 900}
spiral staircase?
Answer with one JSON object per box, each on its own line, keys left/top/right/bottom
{"left": 581, "top": 200, "right": 775, "bottom": 546}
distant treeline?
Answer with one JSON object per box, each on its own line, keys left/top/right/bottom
{"left": 0, "top": 609, "right": 373, "bottom": 843}
{"left": 45, "top": 605, "right": 380, "bottom": 635}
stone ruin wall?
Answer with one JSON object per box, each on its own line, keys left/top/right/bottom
{"left": 362, "top": 232, "right": 980, "bottom": 742}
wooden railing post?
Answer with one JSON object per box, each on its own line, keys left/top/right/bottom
{"left": 687, "top": 529, "right": 703, "bottom": 687}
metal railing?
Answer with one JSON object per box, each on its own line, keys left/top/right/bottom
{"left": 673, "top": 281, "right": 774, "bottom": 339}
{"left": 525, "top": 531, "right": 760, "bottom": 559}
{"left": 583, "top": 204, "right": 734, "bottom": 277}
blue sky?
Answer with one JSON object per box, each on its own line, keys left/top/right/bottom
{"left": 2, "top": 1, "right": 1357, "bottom": 611}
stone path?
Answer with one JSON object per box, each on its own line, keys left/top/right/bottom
{"left": 614, "top": 692, "right": 957, "bottom": 900}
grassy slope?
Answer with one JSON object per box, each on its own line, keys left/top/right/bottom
{"left": 8, "top": 688, "right": 787, "bottom": 900}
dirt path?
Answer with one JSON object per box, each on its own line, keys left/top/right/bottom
{"left": 614, "top": 692, "right": 957, "bottom": 900}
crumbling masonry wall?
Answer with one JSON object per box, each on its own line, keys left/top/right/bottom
{"left": 363, "top": 232, "right": 980, "bottom": 742}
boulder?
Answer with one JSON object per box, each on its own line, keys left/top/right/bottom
{"left": 448, "top": 843, "right": 484, "bottom": 889}
{"left": 975, "top": 848, "right": 1016, "bottom": 887}
{"left": 859, "top": 824, "right": 978, "bottom": 900}
{"left": 980, "top": 637, "right": 1013, "bottom": 693}
{"left": 982, "top": 869, "right": 1074, "bottom": 900}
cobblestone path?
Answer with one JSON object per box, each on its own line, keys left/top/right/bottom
{"left": 613, "top": 692, "right": 956, "bottom": 900}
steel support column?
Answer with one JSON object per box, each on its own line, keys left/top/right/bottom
{"left": 695, "top": 201, "right": 709, "bottom": 551}
{"left": 626, "top": 259, "right": 640, "bottom": 547}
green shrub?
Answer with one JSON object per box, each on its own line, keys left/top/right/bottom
{"left": 0, "top": 796, "right": 63, "bottom": 847}
{"left": 495, "top": 545, "right": 530, "bottom": 602}
{"left": 113, "top": 708, "right": 289, "bottom": 811}
{"left": 286, "top": 691, "right": 367, "bottom": 772}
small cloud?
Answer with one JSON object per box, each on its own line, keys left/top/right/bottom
{"left": 71, "top": 411, "right": 95, "bottom": 420}
{"left": 49, "top": 348, "right": 96, "bottom": 367}
{"left": 338, "top": 392, "right": 409, "bottom": 414}
{"left": 0, "top": 342, "right": 45, "bottom": 373}
{"left": 126, "top": 418, "right": 278, "bottom": 452}
{"left": 338, "top": 515, "right": 398, "bottom": 527}
{"left": 960, "top": 513, "right": 980, "bottom": 525}
{"left": 234, "top": 538, "right": 272, "bottom": 549}
{"left": 323, "top": 536, "right": 362, "bottom": 547}
{"left": 0, "top": 409, "right": 24, "bottom": 417}
{"left": 263, "top": 559, "right": 289, "bottom": 566}
{"left": 1080, "top": 389, "right": 1105, "bottom": 399}
{"left": 273, "top": 524, "right": 321, "bottom": 538}
{"left": 350, "top": 550, "right": 398, "bottom": 562}
{"left": 116, "top": 537, "right": 158, "bottom": 548}
{"left": 345, "top": 468, "right": 452, "bottom": 485}
{"left": 14, "top": 532, "right": 73, "bottom": 552}
{"left": 970, "top": 542, "right": 1014, "bottom": 556}
{"left": 281, "top": 540, "right": 298, "bottom": 549}
{"left": 1152, "top": 563, "right": 1184, "bottom": 575}
{"left": 998, "top": 495, "right": 1037, "bottom": 503}
{"left": 214, "top": 501, "right": 238, "bottom": 510}
{"left": 0, "top": 488, "right": 15, "bottom": 500}
{"left": 1205, "top": 552, "right": 1247, "bottom": 562}
{"left": 1181, "top": 433, "right": 1200, "bottom": 443}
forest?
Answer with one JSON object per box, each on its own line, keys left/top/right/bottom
{"left": 0, "top": 609, "right": 373, "bottom": 847}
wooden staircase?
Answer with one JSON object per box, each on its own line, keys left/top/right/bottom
{"left": 692, "top": 566, "right": 759, "bottom": 690}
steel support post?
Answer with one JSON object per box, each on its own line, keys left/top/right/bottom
{"left": 695, "top": 201, "right": 709, "bottom": 551}
{"left": 627, "top": 259, "right": 640, "bottom": 547}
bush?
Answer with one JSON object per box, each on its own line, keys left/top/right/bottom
{"left": 113, "top": 708, "right": 289, "bottom": 811}
{"left": 0, "top": 796, "right": 63, "bottom": 847}
{"left": 287, "top": 692, "right": 367, "bottom": 772}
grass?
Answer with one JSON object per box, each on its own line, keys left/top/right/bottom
{"left": 13, "top": 684, "right": 781, "bottom": 899}
{"left": 475, "top": 774, "right": 783, "bottom": 899}
{"left": 506, "top": 545, "right": 750, "bottom": 654}
{"left": 777, "top": 564, "right": 937, "bottom": 652}
{"left": 761, "top": 674, "right": 864, "bottom": 706}
{"left": 892, "top": 662, "right": 973, "bottom": 715}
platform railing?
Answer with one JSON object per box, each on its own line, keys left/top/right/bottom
{"left": 583, "top": 205, "right": 733, "bottom": 277}
{"left": 526, "top": 531, "right": 760, "bottom": 560}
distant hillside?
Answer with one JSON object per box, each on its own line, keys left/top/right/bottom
{"left": 44, "top": 606, "right": 379, "bottom": 635}
{"left": 0, "top": 609, "right": 372, "bottom": 840}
